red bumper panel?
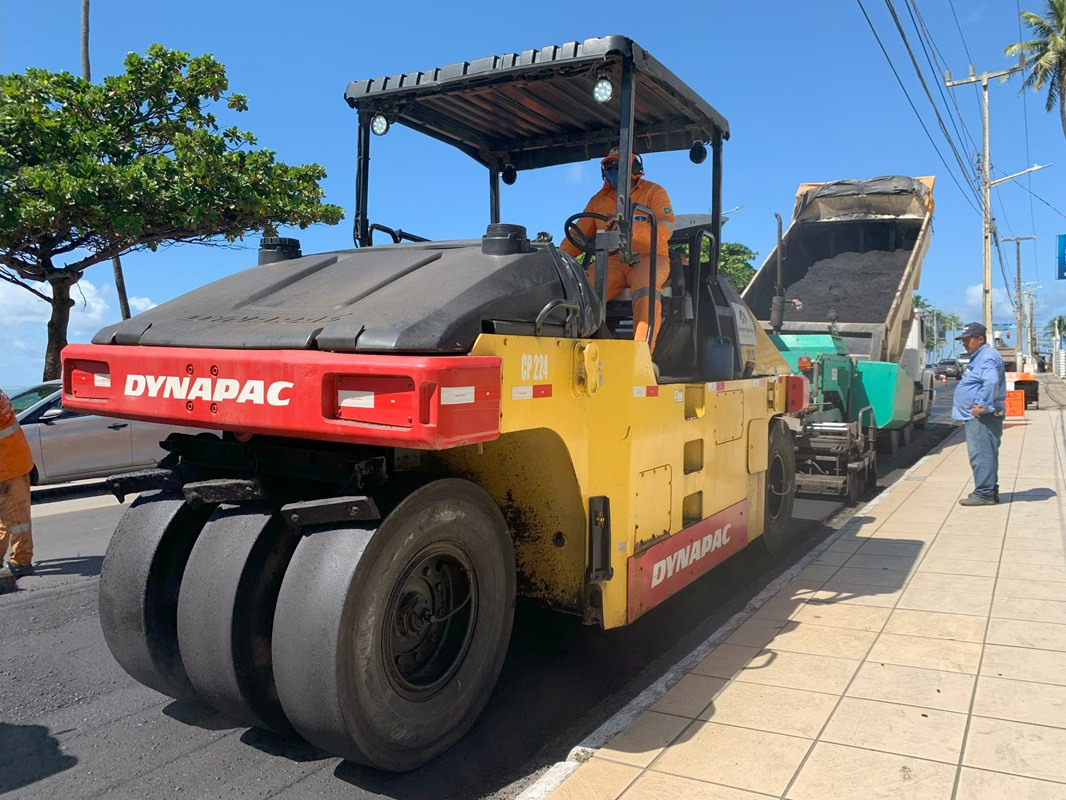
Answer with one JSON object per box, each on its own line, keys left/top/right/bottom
{"left": 626, "top": 500, "right": 748, "bottom": 622}
{"left": 62, "top": 344, "right": 502, "bottom": 449}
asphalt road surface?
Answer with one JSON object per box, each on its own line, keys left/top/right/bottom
{"left": 1, "top": 385, "right": 962, "bottom": 800}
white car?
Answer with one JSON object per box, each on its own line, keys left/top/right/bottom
{"left": 13, "top": 382, "right": 214, "bottom": 486}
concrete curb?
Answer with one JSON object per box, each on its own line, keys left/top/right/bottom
{"left": 515, "top": 435, "right": 954, "bottom": 800}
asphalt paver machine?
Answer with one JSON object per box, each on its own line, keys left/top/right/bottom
{"left": 63, "top": 36, "right": 808, "bottom": 770}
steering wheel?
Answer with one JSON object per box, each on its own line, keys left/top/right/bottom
{"left": 564, "top": 212, "right": 615, "bottom": 257}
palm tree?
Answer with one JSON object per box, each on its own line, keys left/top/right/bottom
{"left": 1045, "top": 314, "right": 1066, "bottom": 347}
{"left": 1006, "top": 1, "right": 1066, "bottom": 140}
{"left": 81, "top": 0, "right": 131, "bottom": 319}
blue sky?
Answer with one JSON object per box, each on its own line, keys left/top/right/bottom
{"left": 2, "top": 0, "right": 1064, "bottom": 387}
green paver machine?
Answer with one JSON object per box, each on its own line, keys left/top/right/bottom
{"left": 743, "top": 176, "right": 938, "bottom": 500}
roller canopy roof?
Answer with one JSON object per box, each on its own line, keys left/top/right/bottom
{"left": 344, "top": 35, "right": 730, "bottom": 172}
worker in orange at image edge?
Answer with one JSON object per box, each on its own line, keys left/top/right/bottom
{"left": 560, "top": 149, "right": 675, "bottom": 349}
{"left": 0, "top": 389, "right": 35, "bottom": 577}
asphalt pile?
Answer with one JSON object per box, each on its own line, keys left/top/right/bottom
{"left": 784, "top": 249, "right": 910, "bottom": 324}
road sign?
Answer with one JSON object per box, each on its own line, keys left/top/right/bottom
{"left": 1058, "top": 234, "right": 1066, "bottom": 280}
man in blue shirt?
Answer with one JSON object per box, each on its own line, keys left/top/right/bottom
{"left": 951, "top": 322, "right": 1007, "bottom": 506}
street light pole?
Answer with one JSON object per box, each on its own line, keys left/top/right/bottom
{"left": 1003, "top": 236, "right": 1035, "bottom": 363}
{"left": 945, "top": 60, "right": 1027, "bottom": 334}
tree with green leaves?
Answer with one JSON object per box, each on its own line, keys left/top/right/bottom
{"left": 718, "top": 242, "right": 759, "bottom": 293}
{"left": 1045, "top": 314, "right": 1066, "bottom": 347}
{"left": 1005, "top": 0, "right": 1066, "bottom": 139}
{"left": 0, "top": 45, "right": 344, "bottom": 380}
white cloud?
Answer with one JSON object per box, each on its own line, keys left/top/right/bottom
{"left": 959, "top": 284, "right": 1015, "bottom": 325}
{"left": 0, "top": 280, "right": 51, "bottom": 324}
{"left": 565, "top": 163, "right": 587, "bottom": 184}
{"left": 129, "top": 296, "right": 157, "bottom": 314}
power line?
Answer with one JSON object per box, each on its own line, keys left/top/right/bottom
{"left": 882, "top": 0, "right": 984, "bottom": 209}
{"left": 854, "top": 0, "right": 981, "bottom": 213}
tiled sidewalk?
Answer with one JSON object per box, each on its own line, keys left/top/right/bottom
{"left": 544, "top": 400, "right": 1066, "bottom": 800}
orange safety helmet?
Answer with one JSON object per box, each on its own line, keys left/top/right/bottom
{"left": 600, "top": 147, "right": 644, "bottom": 179}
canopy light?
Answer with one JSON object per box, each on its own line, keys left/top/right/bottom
{"left": 501, "top": 164, "right": 517, "bottom": 186}
{"left": 689, "top": 142, "right": 708, "bottom": 164}
{"left": 592, "top": 77, "right": 613, "bottom": 103}
{"left": 370, "top": 114, "right": 390, "bottom": 136}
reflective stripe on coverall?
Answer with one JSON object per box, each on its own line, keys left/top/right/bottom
{"left": 560, "top": 176, "right": 675, "bottom": 349}
{"left": 0, "top": 391, "right": 34, "bottom": 566}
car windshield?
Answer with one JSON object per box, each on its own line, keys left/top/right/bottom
{"left": 8, "top": 383, "right": 60, "bottom": 413}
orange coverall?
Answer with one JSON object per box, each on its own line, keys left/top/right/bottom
{"left": 560, "top": 176, "right": 675, "bottom": 349}
{"left": 0, "top": 390, "right": 34, "bottom": 568}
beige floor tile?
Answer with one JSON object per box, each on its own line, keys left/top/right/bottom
{"left": 814, "top": 550, "right": 852, "bottom": 568}
{"left": 726, "top": 616, "right": 790, "bottom": 647}
{"left": 791, "top": 602, "right": 891, "bottom": 632}
{"left": 906, "top": 571, "right": 995, "bottom": 596}
{"left": 896, "top": 585, "right": 993, "bottom": 616}
{"left": 811, "top": 582, "right": 904, "bottom": 609}
{"left": 997, "top": 578, "right": 1066, "bottom": 602}
{"left": 695, "top": 644, "right": 860, "bottom": 694}
{"left": 597, "top": 710, "right": 693, "bottom": 767}
{"left": 796, "top": 564, "right": 839, "bottom": 583}
{"left": 728, "top": 616, "right": 876, "bottom": 659}
{"left": 1001, "top": 549, "right": 1066, "bottom": 567}
{"left": 873, "top": 523, "right": 946, "bottom": 537}
{"left": 846, "top": 661, "right": 975, "bottom": 712}
{"left": 918, "top": 556, "right": 1000, "bottom": 576}
{"left": 884, "top": 609, "right": 986, "bottom": 642}
{"left": 973, "top": 675, "right": 1066, "bottom": 729}
{"left": 785, "top": 742, "right": 957, "bottom": 800}
{"left": 855, "top": 539, "right": 929, "bottom": 559}
{"left": 842, "top": 553, "right": 920, "bottom": 572}
{"left": 826, "top": 539, "right": 863, "bottom": 554}
{"left": 650, "top": 721, "right": 811, "bottom": 796}
{"left": 981, "top": 644, "right": 1066, "bottom": 685}
{"left": 924, "top": 544, "right": 1002, "bottom": 562}
{"left": 956, "top": 768, "right": 1066, "bottom": 800}
{"left": 820, "top": 696, "right": 966, "bottom": 763}
{"left": 993, "top": 596, "right": 1066, "bottom": 625}
{"left": 998, "top": 562, "right": 1066, "bottom": 583}
{"left": 1004, "top": 540, "right": 1066, "bottom": 554}
{"left": 831, "top": 566, "right": 912, "bottom": 589}
{"left": 986, "top": 618, "right": 1066, "bottom": 651}
{"left": 940, "top": 520, "right": 1009, "bottom": 534}
{"left": 750, "top": 593, "right": 810, "bottom": 622}
{"left": 621, "top": 771, "right": 774, "bottom": 800}
{"left": 964, "top": 717, "right": 1066, "bottom": 783}
{"left": 548, "top": 757, "right": 641, "bottom": 800}
{"left": 698, "top": 681, "right": 837, "bottom": 738}
{"left": 650, "top": 674, "right": 728, "bottom": 719}
{"left": 868, "top": 632, "right": 982, "bottom": 673}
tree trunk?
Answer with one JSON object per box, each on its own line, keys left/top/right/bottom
{"left": 81, "top": 0, "right": 91, "bottom": 82}
{"left": 43, "top": 277, "right": 75, "bottom": 381}
{"left": 113, "top": 254, "right": 131, "bottom": 319}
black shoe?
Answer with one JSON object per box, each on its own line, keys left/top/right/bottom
{"left": 959, "top": 495, "right": 996, "bottom": 507}
{"left": 994, "top": 485, "right": 1000, "bottom": 503}
{"left": 6, "top": 562, "right": 35, "bottom": 577}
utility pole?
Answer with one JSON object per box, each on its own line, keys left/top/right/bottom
{"left": 1020, "top": 283, "right": 1041, "bottom": 371}
{"left": 1003, "top": 236, "right": 1035, "bottom": 363}
{"left": 945, "top": 61, "right": 1047, "bottom": 334}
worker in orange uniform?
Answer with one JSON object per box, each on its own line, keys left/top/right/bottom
{"left": 560, "top": 149, "right": 675, "bottom": 349}
{"left": 0, "top": 390, "right": 35, "bottom": 577}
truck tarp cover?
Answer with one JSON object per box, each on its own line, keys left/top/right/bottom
{"left": 793, "top": 176, "right": 933, "bottom": 222}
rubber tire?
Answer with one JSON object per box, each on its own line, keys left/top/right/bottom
{"left": 272, "top": 478, "right": 516, "bottom": 771}
{"left": 98, "top": 491, "right": 215, "bottom": 701}
{"left": 758, "top": 422, "right": 796, "bottom": 557}
{"left": 176, "top": 503, "right": 298, "bottom": 734}
{"left": 900, "top": 424, "right": 913, "bottom": 447}
{"left": 878, "top": 428, "right": 900, "bottom": 454}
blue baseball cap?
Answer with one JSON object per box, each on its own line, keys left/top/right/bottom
{"left": 955, "top": 322, "right": 987, "bottom": 340}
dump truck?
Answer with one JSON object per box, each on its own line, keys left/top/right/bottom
{"left": 61, "top": 36, "right": 808, "bottom": 771}
{"left": 742, "top": 176, "right": 937, "bottom": 500}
